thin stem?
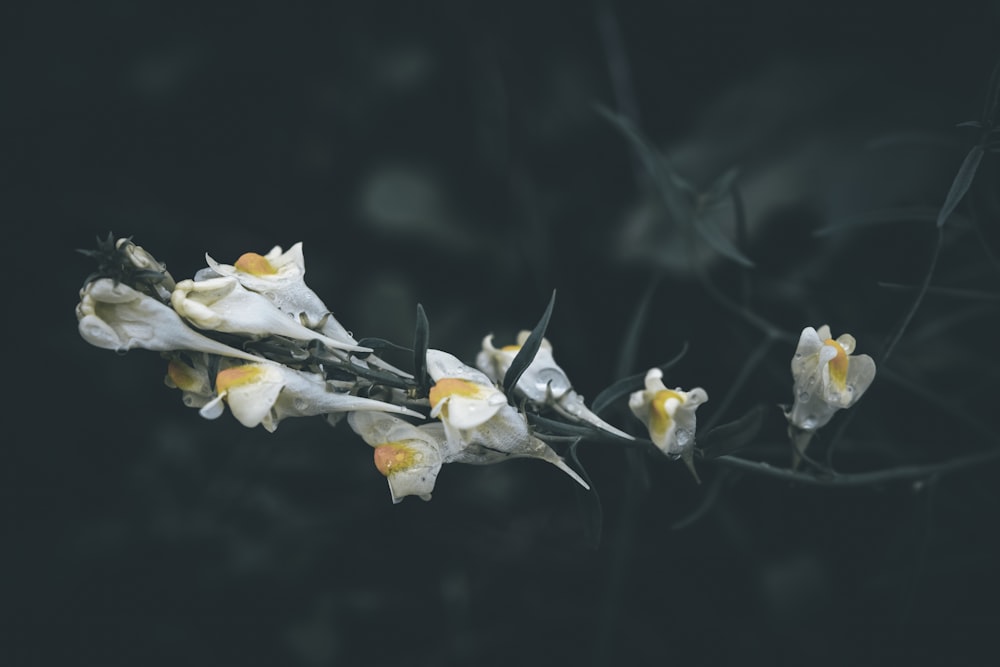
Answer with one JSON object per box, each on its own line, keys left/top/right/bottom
{"left": 731, "top": 182, "right": 753, "bottom": 308}
{"left": 715, "top": 444, "right": 1000, "bottom": 487}
{"left": 703, "top": 333, "right": 775, "bottom": 431}
{"left": 594, "top": 0, "right": 643, "bottom": 190}
{"left": 879, "top": 226, "right": 945, "bottom": 365}
{"left": 879, "top": 367, "right": 998, "bottom": 442}
{"left": 826, "top": 225, "right": 945, "bottom": 469}
{"left": 696, "top": 262, "right": 794, "bottom": 343}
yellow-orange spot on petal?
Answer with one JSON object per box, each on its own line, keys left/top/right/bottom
{"left": 373, "top": 442, "right": 418, "bottom": 477}
{"left": 429, "top": 378, "right": 485, "bottom": 408}
{"left": 216, "top": 365, "right": 267, "bottom": 393}
{"left": 824, "top": 338, "right": 849, "bottom": 389}
{"left": 167, "top": 360, "right": 200, "bottom": 392}
{"left": 500, "top": 344, "right": 521, "bottom": 353}
{"left": 234, "top": 252, "right": 277, "bottom": 276}
{"left": 650, "top": 389, "right": 685, "bottom": 438}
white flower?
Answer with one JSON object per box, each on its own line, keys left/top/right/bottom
{"left": 77, "top": 278, "right": 263, "bottom": 361}
{"left": 198, "top": 362, "right": 423, "bottom": 431}
{"left": 203, "top": 245, "right": 411, "bottom": 378}
{"left": 477, "top": 331, "right": 634, "bottom": 440}
{"left": 204, "top": 243, "right": 355, "bottom": 344}
{"left": 348, "top": 412, "right": 445, "bottom": 503}
{"left": 425, "top": 349, "right": 589, "bottom": 489}
{"left": 628, "top": 368, "right": 708, "bottom": 458}
{"left": 171, "top": 276, "right": 370, "bottom": 353}
{"left": 164, "top": 353, "right": 235, "bottom": 409}
{"left": 785, "top": 325, "right": 876, "bottom": 433}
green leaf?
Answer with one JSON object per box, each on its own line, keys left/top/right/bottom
{"left": 595, "top": 104, "right": 691, "bottom": 222}
{"left": 814, "top": 206, "right": 966, "bottom": 237}
{"left": 704, "top": 166, "right": 741, "bottom": 203}
{"left": 597, "top": 105, "right": 754, "bottom": 268}
{"left": 355, "top": 337, "right": 413, "bottom": 354}
{"left": 412, "top": 304, "right": 430, "bottom": 392}
{"left": 503, "top": 289, "right": 556, "bottom": 401}
{"left": 528, "top": 414, "right": 640, "bottom": 445}
{"left": 692, "top": 205, "right": 755, "bottom": 268}
{"left": 697, "top": 404, "right": 766, "bottom": 460}
{"left": 937, "top": 144, "right": 985, "bottom": 228}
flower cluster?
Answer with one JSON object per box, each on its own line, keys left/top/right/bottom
{"left": 348, "top": 349, "right": 591, "bottom": 503}
{"left": 74, "top": 238, "right": 598, "bottom": 503}
{"left": 77, "top": 237, "right": 423, "bottom": 430}
{"left": 76, "top": 236, "right": 878, "bottom": 504}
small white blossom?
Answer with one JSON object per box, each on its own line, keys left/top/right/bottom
{"left": 204, "top": 243, "right": 356, "bottom": 344}
{"left": 77, "top": 278, "right": 262, "bottom": 361}
{"left": 204, "top": 244, "right": 411, "bottom": 377}
{"left": 171, "top": 276, "right": 369, "bottom": 353}
{"left": 785, "top": 325, "right": 876, "bottom": 433}
{"left": 348, "top": 412, "right": 445, "bottom": 503}
{"left": 198, "top": 362, "right": 423, "bottom": 431}
{"left": 477, "top": 331, "right": 634, "bottom": 440}
{"left": 425, "top": 349, "right": 589, "bottom": 489}
{"left": 628, "top": 368, "right": 708, "bottom": 458}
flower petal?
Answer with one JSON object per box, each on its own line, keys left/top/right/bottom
{"left": 77, "top": 279, "right": 263, "bottom": 361}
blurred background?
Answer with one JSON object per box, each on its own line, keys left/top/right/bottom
{"left": 6, "top": 1, "right": 1000, "bottom": 664}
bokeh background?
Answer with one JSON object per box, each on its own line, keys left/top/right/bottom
{"left": 7, "top": 1, "right": 1000, "bottom": 665}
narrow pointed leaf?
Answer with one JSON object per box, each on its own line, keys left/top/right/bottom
{"left": 937, "top": 144, "right": 984, "bottom": 228}
{"left": 413, "top": 304, "right": 430, "bottom": 391}
{"left": 595, "top": 105, "right": 690, "bottom": 221}
{"left": 528, "top": 414, "right": 641, "bottom": 445}
{"left": 692, "top": 205, "right": 755, "bottom": 268}
{"left": 814, "top": 206, "right": 968, "bottom": 237}
{"left": 705, "top": 166, "right": 741, "bottom": 203}
{"left": 503, "top": 289, "right": 556, "bottom": 401}
{"left": 597, "top": 105, "right": 754, "bottom": 268}
{"left": 615, "top": 276, "right": 658, "bottom": 379}
{"left": 356, "top": 337, "right": 413, "bottom": 354}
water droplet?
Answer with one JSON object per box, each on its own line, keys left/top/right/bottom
{"left": 293, "top": 398, "right": 308, "bottom": 411}
{"left": 264, "top": 291, "right": 276, "bottom": 302}
{"left": 798, "top": 391, "right": 810, "bottom": 402}
{"left": 794, "top": 353, "right": 802, "bottom": 359}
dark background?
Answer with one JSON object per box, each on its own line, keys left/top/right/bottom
{"left": 6, "top": 2, "right": 1000, "bottom": 665}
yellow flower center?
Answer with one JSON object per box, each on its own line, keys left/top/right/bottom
{"left": 823, "top": 338, "right": 849, "bottom": 390}
{"left": 167, "top": 360, "right": 201, "bottom": 392}
{"left": 373, "top": 442, "right": 419, "bottom": 477}
{"left": 216, "top": 365, "right": 267, "bottom": 393}
{"left": 650, "top": 389, "right": 685, "bottom": 438}
{"left": 428, "top": 378, "right": 486, "bottom": 408}
{"left": 234, "top": 252, "right": 277, "bottom": 276}
{"left": 500, "top": 344, "right": 521, "bottom": 352}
